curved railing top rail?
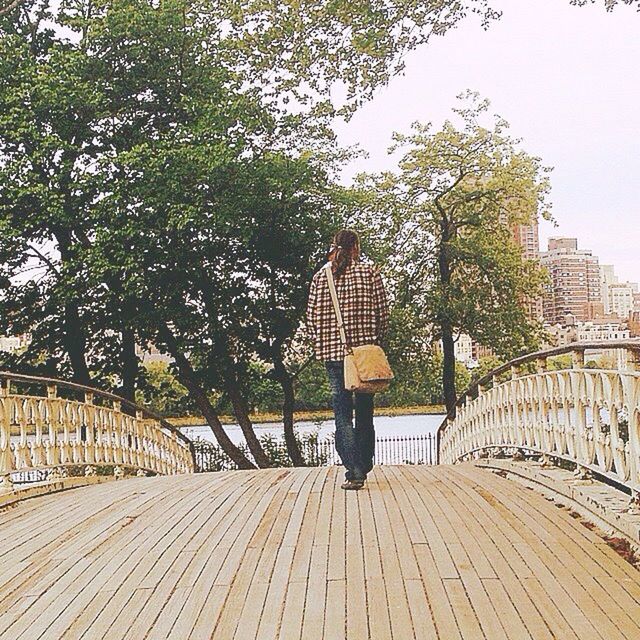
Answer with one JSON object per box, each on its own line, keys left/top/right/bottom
{"left": 0, "top": 370, "right": 192, "bottom": 448}
{"left": 437, "top": 339, "right": 640, "bottom": 438}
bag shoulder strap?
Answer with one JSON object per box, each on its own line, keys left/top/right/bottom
{"left": 324, "top": 264, "right": 350, "bottom": 350}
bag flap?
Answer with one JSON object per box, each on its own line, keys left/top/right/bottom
{"left": 352, "top": 345, "right": 394, "bottom": 382}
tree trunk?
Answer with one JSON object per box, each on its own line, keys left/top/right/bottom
{"left": 225, "top": 381, "right": 272, "bottom": 468}
{"left": 273, "top": 356, "right": 305, "bottom": 467}
{"left": 120, "top": 327, "right": 137, "bottom": 403}
{"left": 194, "top": 277, "right": 268, "bottom": 466}
{"left": 441, "top": 319, "right": 457, "bottom": 416}
{"left": 56, "top": 230, "right": 91, "bottom": 385}
{"left": 158, "top": 324, "right": 256, "bottom": 470}
{"left": 62, "top": 301, "right": 91, "bottom": 384}
{"left": 437, "top": 218, "right": 458, "bottom": 417}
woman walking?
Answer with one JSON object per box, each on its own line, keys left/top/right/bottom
{"left": 307, "top": 230, "right": 389, "bottom": 490}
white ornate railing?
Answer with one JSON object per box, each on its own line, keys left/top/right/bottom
{"left": 437, "top": 341, "right": 640, "bottom": 494}
{"left": 0, "top": 372, "right": 195, "bottom": 489}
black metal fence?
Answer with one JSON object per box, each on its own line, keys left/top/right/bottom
{"left": 193, "top": 434, "right": 436, "bottom": 473}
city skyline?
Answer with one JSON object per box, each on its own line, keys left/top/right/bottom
{"left": 334, "top": 0, "right": 639, "bottom": 284}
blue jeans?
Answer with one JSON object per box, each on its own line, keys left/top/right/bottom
{"left": 325, "top": 361, "right": 375, "bottom": 482}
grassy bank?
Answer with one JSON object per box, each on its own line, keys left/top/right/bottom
{"left": 169, "top": 404, "right": 446, "bottom": 427}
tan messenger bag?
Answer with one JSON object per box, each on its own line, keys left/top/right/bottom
{"left": 324, "top": 264, "right": 394, "bottom": 393}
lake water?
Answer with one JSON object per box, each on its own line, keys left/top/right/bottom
{"left": 181, "top": 413, "right": 446, "bottom": 445}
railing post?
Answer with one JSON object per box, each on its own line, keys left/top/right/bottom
{"left": 0, "top": 378, "right": 13, "bottom": 490}
{"left": 570, "top": 347, "right": 590, "bottom": 471}
{"left": 624, "top": 348, "right": 640, "bottom": 372}
{"left": 46, "top": 383, "right": 59, "bottom": 467}
{"left": 535, "top": 357, "right": 547, "bottom": 374}
{"left": 571, "top": 348, "right": 585, "bottom": 369}
{"left": 135, "top": 410, "right": 145, "bottom": 471}
{"left": 84, "top": 391, "right": 95, "bottom": 468}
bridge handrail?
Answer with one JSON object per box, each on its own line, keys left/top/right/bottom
{"left": 0, "top": 371, "right": 192, "bottom": 448}
{"left": 438, "top": 340, "right": 640, "bottom": 432}
{"left": 436, "top": 340, "right": 640, "bottom": 492}
{"left": 0, "top": 371, "right": 195, "bottom": 484}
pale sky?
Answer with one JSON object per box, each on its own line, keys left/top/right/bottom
{"left": 334, "top": 0, "right": 640, "bottom": 284}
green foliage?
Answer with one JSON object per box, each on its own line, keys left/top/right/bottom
{"left": 215, "top": 0, "right": 501, "bottom": 113}
{"left": 136, "top": 362, "right": 197, "bottom": 417}
{"left": 354, "top": 92, "right": 552, "bottom": 408}
{"left": 548, "top": 354, "right": 573, "bottom": 370}
{"left": 569, "top": 0, "right": 640, "bottom": 10}
{"left": 294, "top": 360, "right": 334, "bottom": 411}
{"left": 469, "top": 355, "right": 504, "bottom": 384}
{"left": 0, "top": 0, "right": 571, "bottom": 448}
{"left": 194, "top": 429, "right": 331, "bottom": 471}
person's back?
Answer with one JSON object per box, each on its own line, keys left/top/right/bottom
{"left": 308, "top": 261, "right": 388, "bottom": 363}
{"left": 307, "top": 230, "right": 389, "bottom": 490}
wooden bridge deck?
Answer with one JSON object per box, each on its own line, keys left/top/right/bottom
{"left": 0, "top": 465, "right": 638, "bottom": 640}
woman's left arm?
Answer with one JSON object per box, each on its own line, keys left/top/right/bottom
{"left": 306, "top": 275, "right": 319, "bottom": 339}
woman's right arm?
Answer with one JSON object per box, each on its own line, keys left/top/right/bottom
{"left": 372, "top": 268, "right": 389, "bottom": 341}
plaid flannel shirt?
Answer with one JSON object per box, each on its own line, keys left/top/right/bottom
{"left": 307, "top": 261, "right": 390, "bottom": 362}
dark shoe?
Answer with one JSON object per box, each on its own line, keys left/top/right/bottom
{"left": 341, "top": 480, "right": 364, "bottom": 490}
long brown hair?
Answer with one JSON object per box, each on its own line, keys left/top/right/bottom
{"left": 329, "top": 229, "right": 359, "bottom": 278}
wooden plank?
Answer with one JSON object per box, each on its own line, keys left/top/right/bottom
{"left": 482, "top": 579, "right": 532, "bottom": 640}
{"left": 169, "top": 471, "right": 276, "bottom": 639}
{"left": 345, "top": 488, "right": 369, "bottom": 640}
{"left": 324, "top": 579, "right": 346, "bottom": 640}
{"left": 358, "top": 473, "right": 392, "bottom": 640}
{"left": 366, "top": 578, "right": 393, "bottom": 640}
{"left": 456, "top": 465, "right": 640, "bottom": 587}
{"left": 394, "top": 467, "right": 459, "bottom": 580}
{"left": 233, "top": 581, "right": 270, "bottom": 640}
{"left": 181, "top": 470, "right": 294, "bottom": 639}
{"left": 210, "top": 547, "right": 262, "bottom": 640}
{"left": 452, "top": 468, "right": 604, "bottom": 640}
{"left": 443, "top": 578, "right": 484, "bottom": 638}
{"left": 75, "top": 476, "right": 237, "bottom": 640}
{"left": 519, "top": 577, "right": 581, "bottom": 640}
{"left": 289, "top": 468, "right": 328, "bottom": 583}
{"left": 367, "top": 469, "right": 414, "bottom": 639}
{"left": 412, "top": 467, "right": 497, "bottom": 579}
{"left": 404, "top": 579, "right": 438, "bottom": 640}
{"left": 376, "top": 467, "right": 421, "bottom": 581}
{"left": 30, "top": 478, "right": 220, "bottom": 637}
{"left": 254, "top": 469, "right": 316, "bottom": 640}
{"left": 460, "top": 466, "right": 639, "bottom": 638}
{"left": 279, "top": 578, "right": 308, "bottom": 640}
{"left": 435, "top": 467, "right": 556, "bottom": 640}
{"left": 0, "top": 464, "right": 637, "bottom": 640}
{"left": 327, "top": 469, "right": 346, "bottom": 581}
{"left": 384, "top": 472, "right": 461, "bottom": 640}
{"left": 79, "top": 473, "right": 258, "bottom": 640}
{"left": 146, "top": 587, "right": 192, "bottom": 640}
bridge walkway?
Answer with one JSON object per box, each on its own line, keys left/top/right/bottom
{"left": 0, "top": 465, "right": 638, "bottom": 639}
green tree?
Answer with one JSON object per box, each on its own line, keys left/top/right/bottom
{"left": 136, "top": 361, "right": 197, "bottom": 417}
{"left": 569, "top": 0, "right": 640, "bottom": 10}
{"left": 356, "top": 93, "right": 551, "bottom": 414}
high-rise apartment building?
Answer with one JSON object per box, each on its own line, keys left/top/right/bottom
{"left": 600, "top": 264, "right": 618, "bottom": 314}
{"left": 599, "top": 264, "right": 639, "bottom": 319}
{"left": 512, "top": 218, "right": 544, "bottom": 320}
{"left": 607, "top": 282, "right": 635, "bottom": 320}
{"left": 540, "top": 238, "right": 602, "bottom": 324}
{"left": 513, "top": 220, "right": 540, "bottom": 261}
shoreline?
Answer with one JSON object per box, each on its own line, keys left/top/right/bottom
{"left": 169, "top": 404, "right": 446, "bottom": 427}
